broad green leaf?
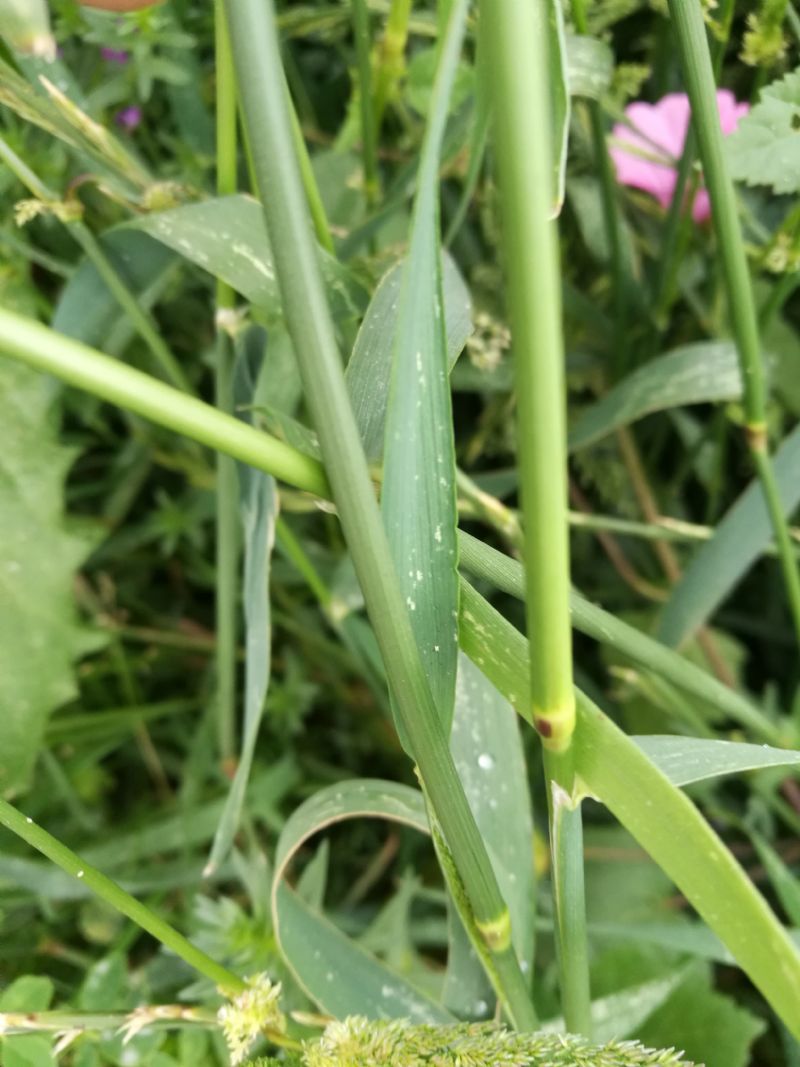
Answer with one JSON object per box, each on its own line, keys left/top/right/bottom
{"left": 458, "top": 533, "right": 777, "bottom": 741}
{"left": 565, "top": 34, "right": 614, "bottom": 100}
{"left": 128, "top": 195, "right": 365, "bottom": 324}
{"left": 0, "top": 975, "right": 55, "bottom": 1067}
{"left": 636, "top": 967, "right": 765, "bottom": 1067}
{"left": 0, "top": 0, "right": 54, "bottom": 59}
{"left": 726, "top": 67, "right": 800, "bottom": 194}
{"left": 633, "top": 736, "right": 800, "bottom": 787}
{"left": 53, "top": 231, "right": 177, "bottom": 353}
{"left": 574, "top": 693, "right": 800, "bottom": 1040}
{"left": 568, "top": 342, "right": 742, "bottom": 452}
{"left": 206, "top": 330, "right": 278, "bottom": 875}
{"left": 443, "top": 653, "right": 535, "bottom": 1016}
{"left": 0, "top": 362, "right": 93, "bottom": 794}
{"left": 381, "top": 2, "right": 468, "bottom": 741}
{"left": 659, "top": 423, "right": 800, "bottom": 647}
{"left": 541, "top": 970, "right": 687, "bottom": 1041}
{"left": 346, "top": 254, "right": 472, "bottom": 463}
{"left": 271, "top": 779, "right": 453, "bottom": 1022}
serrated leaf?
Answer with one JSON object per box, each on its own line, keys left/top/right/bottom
{"left": 381, "top": 3, "right": 468, "bottom": 742}
{"left": 659, "top": 422, "right": 800, "bottom": 647}
{"left": 566, "top": 34, "right": 614, "bottom": 101}
{"left": 727, "top": 67, "right": 800, "bottom": 194}
{"left": 0, "top": 362, "right": 93, "bottom": 794}
{"left": 568, "top": 342, "right": 742, "bottom": 452}
{"left": 635, "top": 968, "right": 765, "bottom": 1067}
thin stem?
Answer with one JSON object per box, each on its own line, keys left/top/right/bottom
{"left": 482, "top": 0, "right": 586, "bottom": 1035}
{"left": 222, "top": 0, "right": 536, "bottom": 1029}
{"left": 0, "top": 309, "right": 329, "bottom": 497}
{"left": 351, "top": 0, "right": 380, "bottom": 206}
{"left": 667, "top": 0, "right": 800, "bottom": 646}
{"left": 0, "top": 1008, "right": 217, "bottom": 1037}
{"left": 0, "top": 798, "right": 245, "bottom": 993}
{"left": 214, "top": 0, "right": 241, "bottom": 767}
{"left": 373, "top": 0, "right": 412, "bottom": 132}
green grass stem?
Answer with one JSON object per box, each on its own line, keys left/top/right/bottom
{"left": 351, "top": 0, "right": 380, "bottom": 206}
{"left": 0, "top": 797, "right": 245, "bottom": 994}
{"left": 222, "top": 0, "right": 536, "bottom": 1029}
{"left": 667, "top": 0, "right": 800, "bottom": 644}
{"left": 214, "top": 0, "right": 241, "bottom": 767}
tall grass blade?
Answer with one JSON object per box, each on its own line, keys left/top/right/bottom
{"left": 659, "top": 424, "right": 800, "bottom": 647}
{"left": 380, "top": 0, "right": 470, "bottom": 740}
{"left": 206, "top": 335, "right": 278, "bottom": 876}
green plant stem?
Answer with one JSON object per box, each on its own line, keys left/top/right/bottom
{"left": 0, "top": 798, "right": 245, "bottom": 994}
{"left": 0, "top": 311, "right": 783, "bottom": 747}
{"left": 457, "top": 532, "right": 784, "bottom": 744}
{"left": 482, "top": 0, "right": 586, "bottom": 1034}
{"left": 0, "top": 309, "right": 329, "bottom": 497}
{"left": 668, "top": 0, "right": 800, "bottom": 646}
{"left": 222, "top": 0, "right": 536, "bottom": 1030}
{"left": 351, "top": 0, "right": 380, "bottom": 206}
{"left": 0, "top": 1008, "right": 217, "bottom": 1037}
{"left": 214, "top": 0, "right": 241, "bottom": 767}
{"left": 0, "top": 133, "right": 190, "bottom": 393}
{"left": 482, "top": 0, "right": 574, "bottom": 751}
{"left": 373, "top": 0, "right": 412, "bottom": 132}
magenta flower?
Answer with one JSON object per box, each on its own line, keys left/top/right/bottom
{"left": 101, "top": 47, "right": 129, "bottom": 64}
{"left": 609, "top": 91, "right": 749, "bottom": 222}
{"left": 115, "top": 105, "right": 142, "bottom": 130}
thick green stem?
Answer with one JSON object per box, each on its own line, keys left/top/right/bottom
{"left": 0, "top": 798, "right": 245, "bottom": 993}
{"left": 222, "top": 0, "right": 535, "bottom": 1029}
{"left": 482, "top": 0, "right": 585, "bottom": 1033}
{"left": 667, "top": 0, "right": 800, "bottom": 644}
{"left": 482, "top": 0, "right": 575, "bottom": 751}
{"left": 214, "top": 0, "right": 241, "bottom": 766}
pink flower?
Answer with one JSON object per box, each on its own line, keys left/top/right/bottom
{"left": 101, "top": 47, "right": 129, "bottom": 64}
{"left": 609, "top": 91, "right": 749, "bottom": 222}
{"left": 115, "top": 105, "right": 142, "bottom": 130}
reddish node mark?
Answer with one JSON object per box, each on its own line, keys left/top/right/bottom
{"left": 534, "top": 718, "right": 552, "bottom": 738}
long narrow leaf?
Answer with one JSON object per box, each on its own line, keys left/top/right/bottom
{"left": 659, "top": 424, "right": 800, "bottom": 647}
{"left": 380, "top": 1, "right": 469, "bottom": 739}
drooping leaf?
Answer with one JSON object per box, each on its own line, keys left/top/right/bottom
{"left": 633, "top": 736, "right": 800, "bottom": 787}
{"left": 568, "top": 342, "right": 742, "bottom": 452}
{"left": 206, "top": 329, "right": 278, "bottom": 875}
{"left": 271, "top": 779, "right": 453, "bottom": 1022}
{"left": 346, "top": 254, "right": 472, "bottom": 464}
{"left": 658, "top": 423, "right": 800, "bottom": 647}
{"left": 726, "top": 67, "right": 800, "bottom": 194}
{"left": 574, "top": 693, "right": 800, "bottom": 1041}
{"left": 127, "top": 195, "right": 366, "bottom": 324}
{"left": 0, "top": 361, "right": 94, "bottom": 794}
{"left": 380, "top": 2, "right": 468, "bottom": 741}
